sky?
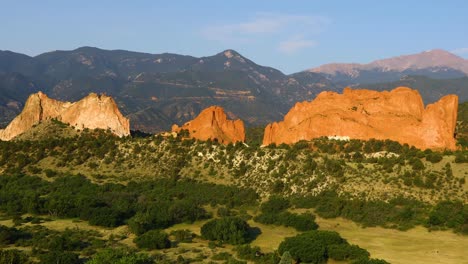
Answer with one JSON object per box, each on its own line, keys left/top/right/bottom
{"left": 1, "top": 0, "right": 467, "bottom": 73}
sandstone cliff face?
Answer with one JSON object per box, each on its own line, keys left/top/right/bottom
{"left": 0, "top": 92, "right": 130, "bottom": 140}
{"left": 172, "top": 106, "right": 245, "bottom": 144}
{"left": 263, "top": 87, "right": 458, "bottom": 150}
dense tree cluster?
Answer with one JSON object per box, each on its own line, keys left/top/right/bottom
{"left": 0, "top": 129, "right": 121, "bottom": 174}
{"left": 134, "top": 230, "right": 171, "bottom": 250}
{"left": 293, "top": 191, "right": 425, "bottom": 230}
{"left": 254, "top": 197, "right": 318, "bottom": 231}
{"left": 201, "top": 217, "right": 252, "bottom": 245}
{"left": 0, "top": 249, "right": 31, "bottom": 264}
{"left": 278, "top": 230, "right": 379, "bottom": 264}
{"left": 87, "top": 248, "right": 154, "bottom": 264}
{"left": 426, "top": 200, "right": 468, "bottom": 234}
{"left": 0, "top": 224, "right": 104, "bottom": 264}
{"left": 0, "top": 174, "right": 257, "bottom": 232}
{"left": 292, "top": 191, "right": 468, "bottom": 233}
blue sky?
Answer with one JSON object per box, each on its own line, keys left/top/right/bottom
{"left": 1, "top": 0, "right": 467, "bottom": 73}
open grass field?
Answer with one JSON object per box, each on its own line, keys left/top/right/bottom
{"left": 247, "top": 221, "right": 298, "bottom": 253}
{"left": 163, "top": 215, "right": 468, "bottom": 264}
{"left": 316, "top": 216, "right": 468, "bottom": 264}
{"left": 1, "top": 212, "right": 467, "bottom": 263}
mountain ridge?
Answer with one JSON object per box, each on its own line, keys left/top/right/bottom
{"left": 0, "top": 47, "right": 334, "bottom": 132}
{"left": 308, "top": 49, "right": 468, "bottom": 85}
{"left": 0, "top": 47, "right": 466, "bottom": 133}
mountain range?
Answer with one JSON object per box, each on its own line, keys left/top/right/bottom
{"left": 309, "top": 49, "right": 468, "bottom": 86}
{"left": 0, "top": 47, "right": 466, "bottom": 132}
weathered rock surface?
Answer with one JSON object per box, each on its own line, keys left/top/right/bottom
{"left": 172, "top": 106, "right": 245, "bottom": 144}
{"left": 263, "top": 87, "right": 458, "bottom": 150}
{"left": 0, "top": 92, "right": 130, "bottom": 140}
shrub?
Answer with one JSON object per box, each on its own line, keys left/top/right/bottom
{"left": 170, "top": 229, "right": 193, "bottom": 243}
{"left": 280, "top": 212, "right": 318, "bottom": 231}
{"left": 410, "top": 158, "right": 425, "bottom": 170}
{"left": 169, "top": 200, "right": 209, "bottom": 223}
{"left": 217, "top": 207, "right": 234, "bottom": 217}
{"left": 426, "top": 153, "right": 443, "bottom": 163}
{"left": 427, "top": 200, "right": 468, "bottom": 233}
{"left": 127, "top": 213, "right": 156, "bottom": 235}
{"left": 0, "top": 225, "right": 28, "bottom": 246}
{"left": 255, "top": 212, "right": 318, "bottom": 232}
{"left": 47, "top": 232, "right": 86, "bottom": 251}
{"left": 85, "top": 207, "right": 124, "bottom": 227}
{"left": 260, "top": 196, "right": 290, "bottom": 214}
{"left": 278, "top": 230, "right": 374, "bottom": 264}
{"left": 0, "top": 249, "right": 31, "bottom": 264}
{"left": 235, "top": 244, "right": 261, "bottom": 260}
{"left": 328, "top": 244, "right": 370, "bottom": 261}
{"left": 201, "top": 217, "right": 252, "bottom": 245}
{"left": 134, "top": 230, "right": 170, "bottom": 250}
{"left": 39, "top": 251, "right": 80, "bottom": 264}
{"left": 279, "top": 251, "right": 294, "bottom": 264}
{"left": 455, "top": 152, "right": 468, "bottom": 163}
{"left": 279, "top": 237, "right": 326, "bottom": 264}
{"left": 87, "top": 248, "right": 153, "bottom": 264}
{"left": 324, "top": 158, "right": 345, "bottom": 177}
{"left": 279, "top": 231, "right": 344, "bottom": 261}
{"left": 352, "top": 258, "right": 390, "bottom": 264}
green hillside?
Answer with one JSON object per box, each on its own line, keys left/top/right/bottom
{"left": 0, "top": 123, "right": 466, "bottom": 263}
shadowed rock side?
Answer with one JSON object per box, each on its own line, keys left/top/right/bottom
{"left": 0, "top": 92, "right": 130, "bottom": 140}
{"left": 263, "top": 87, "right": 458, "bottom": 150}
{"left": 172, "top": 106, "right": 245, "bottom": 144}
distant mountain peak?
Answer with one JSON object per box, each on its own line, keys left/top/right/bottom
{"left": 424, "top": 48, "right": 443, "bottom": 53}
{"left": 214, "top": 49, "right": 247, "bottom": 63}
{"left": 310, "top": 49, "right": 468, "bottom": 80}
{"left": 74, "top": 46, "right": 102, "bottom": 52}
{"left": 369, "top": 49, "right": 467, "bottom": 71}
{"left": 222, "top": 49, "right": 241, "bottom": 57}
{"left": 224, "top": 50, "right": 235, "bottom": 58}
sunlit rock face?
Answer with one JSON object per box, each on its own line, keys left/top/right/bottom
{"left": 263, "top": 87, "right": 458, "bottom": 150}
{"left": 0, "top": 92, "right": 130, "bottom": 140}
{"left": 172, "top": 106, "right": 245, "bottom": 144}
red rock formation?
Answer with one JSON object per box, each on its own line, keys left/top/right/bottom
{"left": 263, "top": 87, "right": 458, "bottom": 150}
{"left": 172, "top": 106, "right": 245, "bottom": 144}
{"left": 0, "top": 92, "right": 130, "bottom": 140}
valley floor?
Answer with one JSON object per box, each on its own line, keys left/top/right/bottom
{"left": 316, "top": 217, "right": 468, "bottom": 264}
{"left": 2, "top": 212, "right": 466, "bottom": 264}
